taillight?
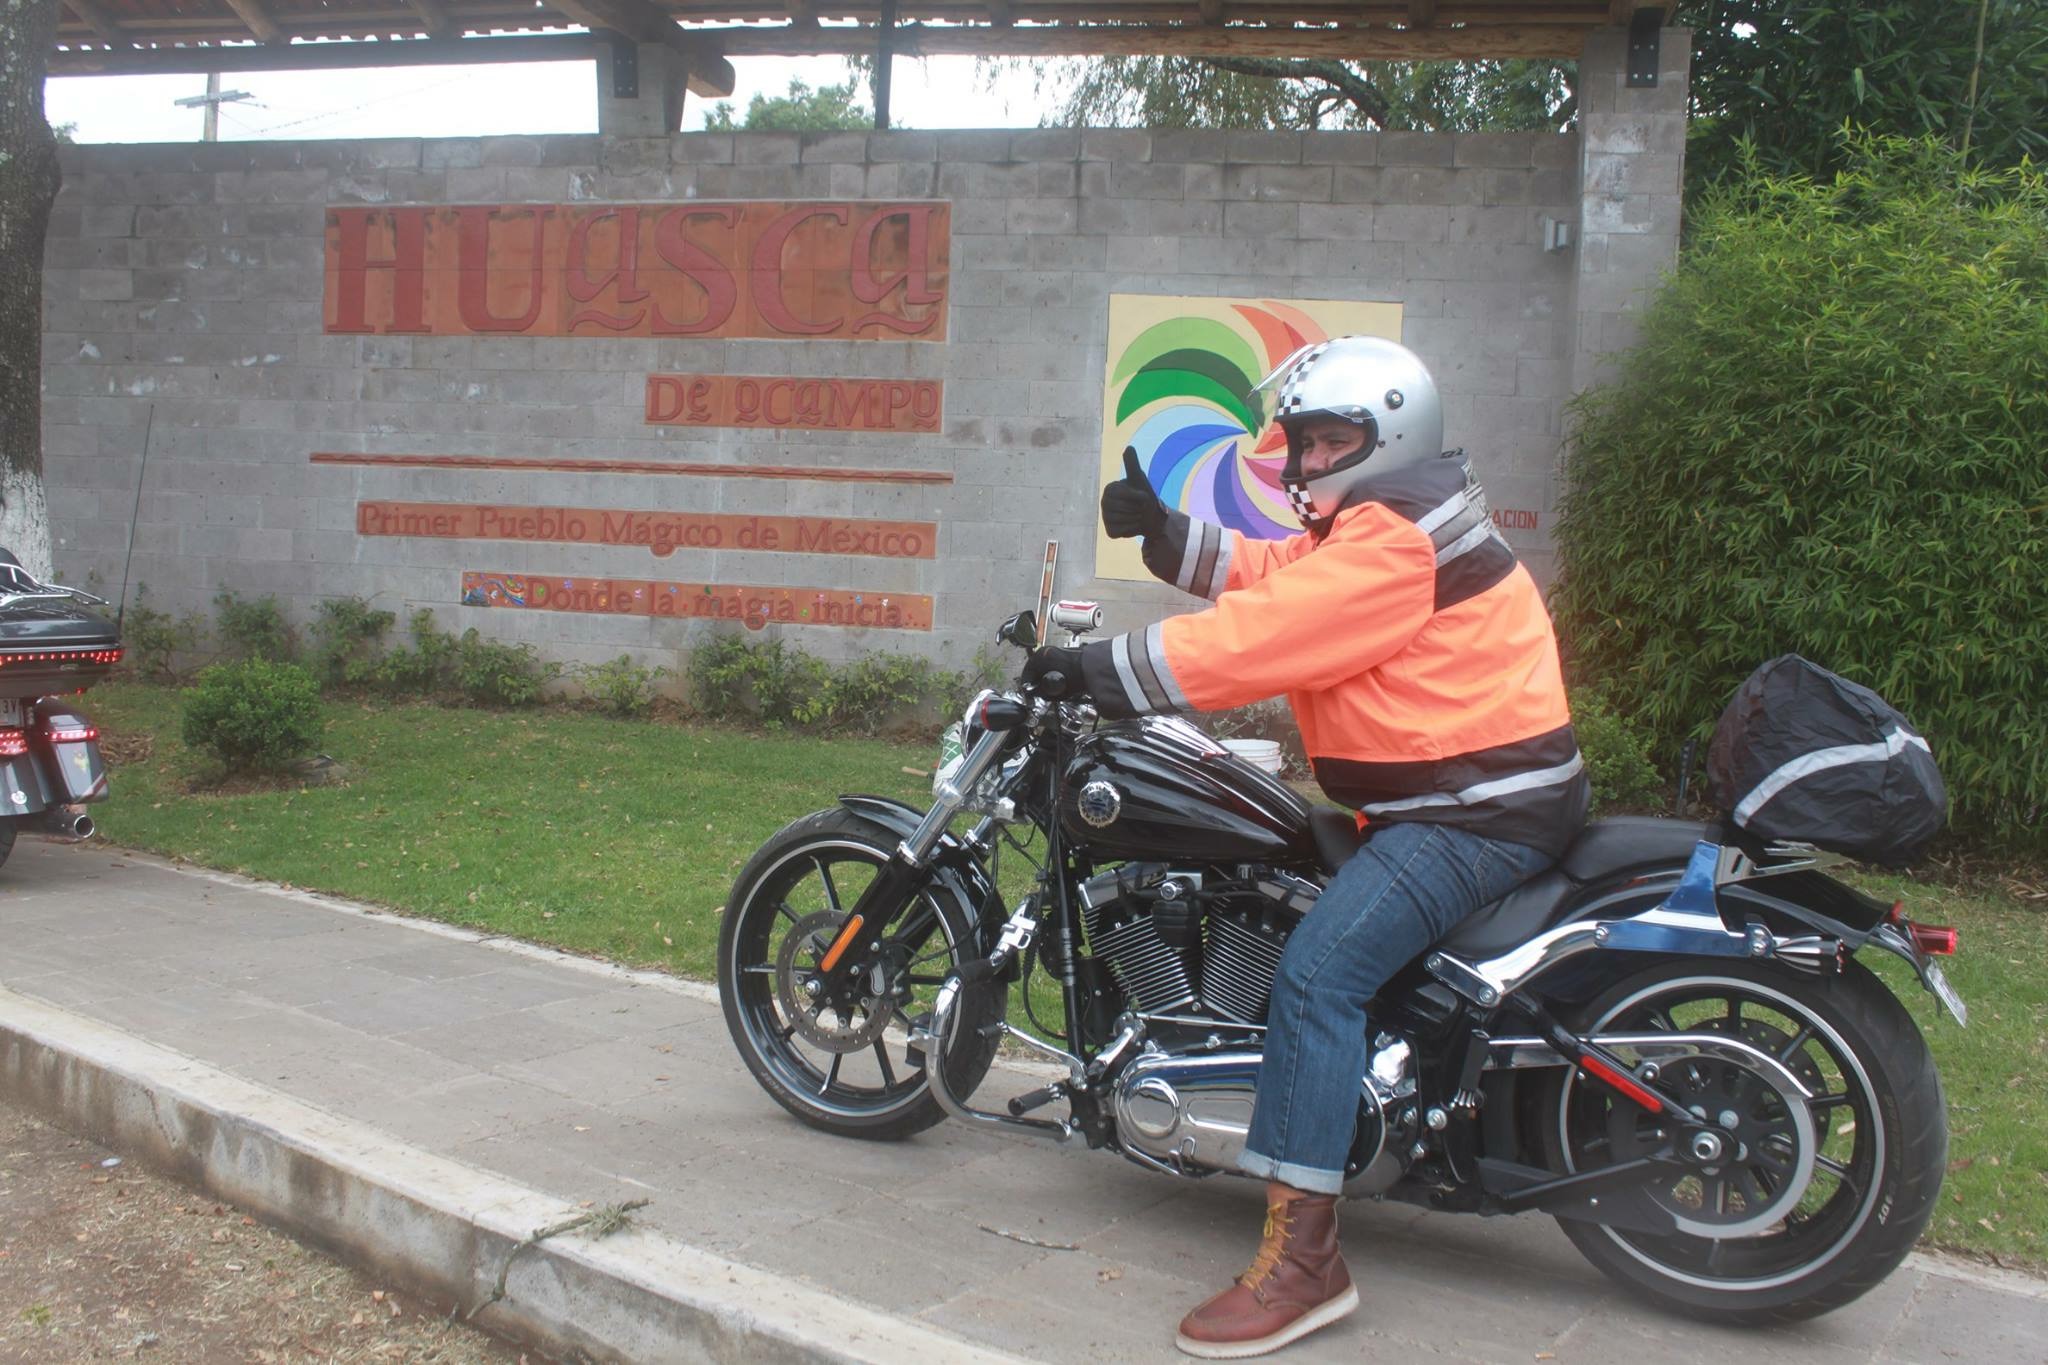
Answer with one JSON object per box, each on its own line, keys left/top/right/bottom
{"left": 0, "top": 729, "right": 27, "bottom": 757}
{"left": 42, "top": 723, "right": 98, "bottom": 744}
{"left": 1908, "top": 922, "right": 1958, "bottom": 956}
{"left": 0, "top": 648, "right": 123, "bottom": 668}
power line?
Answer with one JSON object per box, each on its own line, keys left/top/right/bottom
{"left": 243, "top": 69, "right": 487, "bottom": 135}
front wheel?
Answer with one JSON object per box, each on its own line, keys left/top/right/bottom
{"left": 1543, "top": 959, "right": 1947, "bottom": 1324}
{"left": 717, "top": 807, "right": 1005, "bottom": 1141}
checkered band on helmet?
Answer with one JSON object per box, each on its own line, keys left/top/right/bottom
{"left": 1272, "top": 343, "right": 1329, "bottom": 418}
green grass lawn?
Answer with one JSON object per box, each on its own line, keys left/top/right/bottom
{"left": 77, "top": 682, "right": 2048, "bottom": 1271}
{"left": 86, "top": 683, "right": 937, "bottom": 974}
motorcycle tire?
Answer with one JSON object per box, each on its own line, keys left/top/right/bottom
{"left": 1541, "top": 958, "right": 1946, "bottom": 1324}
{"left": 718, "top": 806, "right": 1006, "bottom": 1141}
{"left": 0, "top": 817, "right": 15, "bottom": 869}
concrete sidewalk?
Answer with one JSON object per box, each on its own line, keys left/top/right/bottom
{"left": 3, "top": 837, "right": 2043, "bottom": 1364}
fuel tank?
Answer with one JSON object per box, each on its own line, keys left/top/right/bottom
{"left": 1059, "top": 716, "right": 1317, "bottom": 864}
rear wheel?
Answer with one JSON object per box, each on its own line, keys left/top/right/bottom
{"left": 717, "top": 807, "right": 1005, "bottom": 1141}
{"left": 1543, "top": 959, "right": 1946, "bottom": 1323}
{"left": 0, "top": 818, "right": 16, "bottom": 869}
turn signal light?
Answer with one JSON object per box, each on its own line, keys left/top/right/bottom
{"left": 0, "top": 729, "right": 27, "bottom": 757}
{"left": 1907, "top": 923, "right": 1958, "bottom": 956}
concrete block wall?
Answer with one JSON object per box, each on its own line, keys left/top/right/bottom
{"left": 39, "top": 31, "right": 1682, "bottom": 675}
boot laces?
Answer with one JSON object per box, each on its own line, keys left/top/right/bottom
{"left": 1238, "top": 1203, "right": 1294, "bottom": 1291}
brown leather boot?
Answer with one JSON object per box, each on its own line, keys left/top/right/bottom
{"left": 1175, "top": 1194, "right": 1358, "bottom": 1358}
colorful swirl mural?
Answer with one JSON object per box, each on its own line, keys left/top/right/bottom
{"left": 1110, "top": 300, "right": 1341, "bottom": 541}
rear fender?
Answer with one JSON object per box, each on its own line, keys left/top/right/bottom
{"left": 836, "top": 794, "right": 1003, "bottom": 941}
{"left": 1721, "top": 873, "right": 1960, "bottom": 1024}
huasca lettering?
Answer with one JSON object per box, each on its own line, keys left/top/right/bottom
{"left": 356, "top": 501, "right": 933, "bottom": 560}
{"left": 325, "top": 201, "right": 949, "bottom": 341}
{"left": 644, "top": 374, "right": 942, "bottom": 433}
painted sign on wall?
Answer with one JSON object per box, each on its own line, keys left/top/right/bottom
{"left": 643, "top": 375, "right": 943, "bottom": 433}
{"left": 357, "top": 501, "right": 936, "bottom": 559}
{"left": 1094, "top": 296, "right": 1402, "bottom": 584}
{"left": 461, "top": 573, "right": 930, "bottom": 630}
{"left": 325, "top": 202, "right": 950, "bottom": 340}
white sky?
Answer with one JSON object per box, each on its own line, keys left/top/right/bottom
{"left": 45, "top": 52, "right": 1057, "bottom": 142}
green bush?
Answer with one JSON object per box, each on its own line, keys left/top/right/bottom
{"left": 1553, "top": 136, "right": 2048, "bottom": 848}
{"left": 1571, "top": 689, "right": 1666, "bottom": 814}
{"left": 309, "top": 597, "right": 396, "bottom": 689}
{"left": 180, "top": 658, "right": 325, "bottom": 773}
{"left": 686, "top": 633, "right": 972, "bottom": 733}
{"left": 120, "top": 586, "right": 206, "bottom": 683}
{"left": 820, "top": 652, "right": 955, "bottom": 735}
{"left": 575, "top": 654, "right": 669, "bottom": 717}
{"left": 450, "top": 629, "right": 559, "bottom": 708}
{"left": 212, "top": 590, "right": 297, "bottom": 662}
{"left": 371, "top": 609, "right": 456, "bottom": 696}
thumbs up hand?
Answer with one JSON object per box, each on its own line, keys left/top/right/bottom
{"left": 1101, "top": 447, "right": 1169, "bottom": 540}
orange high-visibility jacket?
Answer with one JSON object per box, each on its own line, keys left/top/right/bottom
{"left": 1079, "top": 452, "right": 1589, "bottom": 856}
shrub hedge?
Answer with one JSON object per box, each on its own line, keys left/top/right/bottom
{"left": 1554, "top": 136, "right": 2047, "bottom": 848}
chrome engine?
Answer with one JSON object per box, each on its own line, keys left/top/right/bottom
{"left": 1077, "top": 862, "right": 1421, "bottom": 1192}
{"left": 1106, "top": 1035, "right": 1418, "bottom": 1194}
{"left": 1075, "top": 864, "right": 1308, "bottom": 1025}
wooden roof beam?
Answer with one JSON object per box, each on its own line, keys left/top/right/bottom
{"left": 548, "top": 0, "right": 737, "bottom": 93}
{"left": 1198, "top": 0, "right": 1224, "bottom": 26}
{"left": 48, "top": 32, "right": 605, "bottom": 77}
{"left": 222, "top": 0, "right": 286, "bottom": 43}
{"left": 716, "top": 21, "right": 1599, "bottom": 60}
{"left": 1409, "top": 0, "right": 1438, "bottom": 26}
{"left": 63, "top": 0, "right": 129, "bottom": 45}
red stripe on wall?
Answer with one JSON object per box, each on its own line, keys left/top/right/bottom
{"left": 309, "top": 452, "right": 953, "bottom": 485}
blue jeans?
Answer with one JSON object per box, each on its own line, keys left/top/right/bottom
{"left": 1239, "top": 821, "right": 1555, "bottom": 1194}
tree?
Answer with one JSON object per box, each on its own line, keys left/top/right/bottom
{"left": 703, "top": 79, "right": 872, "bottom": 133}
{"left": 1679, "top": 0, "right": 2047, "bottom": 187}
{"left": 1038, "top": 56, "right": 1577, "bottom": 133}
{"left": 0, "top": 0, "right": 63, "bottom": 577}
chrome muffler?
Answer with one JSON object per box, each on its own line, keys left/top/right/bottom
{"left": 43, "top": 807, "right": 95, "bottom": 840}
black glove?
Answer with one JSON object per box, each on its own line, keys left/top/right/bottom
{"left": 1101, "top": 447, "right": 1169, "bottom": 540}
{"left": 1021, "top": 645, "right": 1085, "bottom": 700}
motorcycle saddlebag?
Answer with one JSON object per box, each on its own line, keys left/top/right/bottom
{"left": 1706, "top": 655, "right": 1946, "bottom": 868}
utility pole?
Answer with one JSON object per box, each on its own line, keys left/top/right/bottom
{"left": 173, "top": 76, "right": 254, "bottom": 141}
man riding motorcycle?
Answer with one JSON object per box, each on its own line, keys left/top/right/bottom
{"left": 1025, "top": 335, "right": 1590, "bottom": 1357}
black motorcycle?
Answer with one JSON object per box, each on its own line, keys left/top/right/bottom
{"left": 0, "top": 552, "right": 123, "bottom": 869}
{"left": 717, "top": 605, "right": 1962, "bottom": 1323}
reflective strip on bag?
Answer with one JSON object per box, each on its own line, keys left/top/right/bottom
{"left": 1732, "top": 726, "right": 1933, "bottom": 826}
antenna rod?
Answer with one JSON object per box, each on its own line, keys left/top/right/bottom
{"left": 116, "top": 403, "right": 154, "bottom": 633}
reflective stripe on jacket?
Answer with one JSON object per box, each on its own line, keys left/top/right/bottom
{"left": 1080, "top": 452, "right": 1589, "bottom": 856}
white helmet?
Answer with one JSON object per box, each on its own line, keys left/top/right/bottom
{"left": 1256, "top": 336, "right": 1444, "bottom": 530}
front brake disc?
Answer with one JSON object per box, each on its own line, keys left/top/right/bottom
{"left": 773, "top": 909, "right": 897, "bottom": 1052}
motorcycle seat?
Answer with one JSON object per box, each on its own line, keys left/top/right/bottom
{"left": 1308, "top": 806, "right": 1364, "bottom": 876}
{"left": 1432, "top": 870, "right": 1576, "bottom": 959}
{"left": 1558, "top": 817, "right": 1713, "bottom": 882}
{"left": 1431, "top": 818, "right": 1712, "bottom": 961}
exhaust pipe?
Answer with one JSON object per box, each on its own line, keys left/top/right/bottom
{"left": 43, "top": 808, "right": 95, "bottom": 840}
{"left": 917, "top": 977, "right": 1078, "bottom": 1142}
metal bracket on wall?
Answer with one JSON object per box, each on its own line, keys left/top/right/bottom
{"left": 1626, "top": 7, "right": 1662, "bottom": 87}
{"left": 610, "top": 35, "right": 639, "bottom": 99}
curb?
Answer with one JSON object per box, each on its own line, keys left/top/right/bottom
{"left": 0, "top": 987, "right": 1026, "bottom": 1365}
